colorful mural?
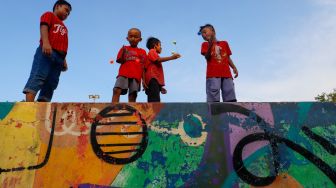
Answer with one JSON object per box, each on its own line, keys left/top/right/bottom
{"left": 0, "top": 102, "right": 335, "bottom": 188}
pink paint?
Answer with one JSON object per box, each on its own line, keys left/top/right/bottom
{"left": 229, "top": 103, "right": 275, "bottom": 158}
{"left": 1, "top": 177, "right": 22, "bottom": 188}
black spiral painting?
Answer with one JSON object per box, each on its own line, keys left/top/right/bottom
{"left": 90, "top": 104, "right": 148, "bottom": 164}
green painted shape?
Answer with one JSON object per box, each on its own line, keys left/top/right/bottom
{"left": 223, "top": 146, "right": 273, "bottom": 187}
{"left": 290, "top": 124, "right": 336, "bottom": 187}
{"left": 112, "top": 126, "right": 205, "bottom": 188}
{"left": 0, "top": 102, "right": 15, "bottom": 120}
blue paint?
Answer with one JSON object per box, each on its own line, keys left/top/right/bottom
{"left": 0, "top": 102, "right": 14, "bottom": 120}
{"left": 151, "top": 151, "right": 166, "bottom": 166}
{"left": 166, "top": 173, "right": 180, "bottom": 188}
{"left": 137, "top": 161, "right": 150, "bottom": 173}
{"left": 183, "top": 114, "right": 203, "bottom": 138}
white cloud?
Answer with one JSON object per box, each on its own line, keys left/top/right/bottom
{"left": 312, "top": 0, "right": 336, "bottom": 6}
{"left": 238, "top": 4, "right": 336, "bottom": 102}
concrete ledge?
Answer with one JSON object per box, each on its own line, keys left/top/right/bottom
{"left": 0, "top": 102, "right": 335, "bottom": 187}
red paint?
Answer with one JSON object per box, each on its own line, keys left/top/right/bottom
{"left": 15, "top": 122, "right": 22, "bottom": 128}
{"left": 77, "top": 134, "right": 88, "bottom": 160}
{"left": 95, "top": 114, "right": 103, "bottom": 121}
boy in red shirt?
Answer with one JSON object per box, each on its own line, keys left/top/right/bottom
{"left": 199, "top": 24, "right": 238, "bottom": 102}
{"left": 144, "top": 37, "right": 181, "bottom": 102}
{"left": 112, "top": 28, "right": 147, "bottom": 102}
{"left": 23, "top": 0, "right": 72, "bottom": 102}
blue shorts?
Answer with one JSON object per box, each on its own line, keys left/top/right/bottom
{"left": 23, "top": 46, "right": 64, "bottom": 102}
{"left": 206, "top": 77, "right": 237, "bottom": 102}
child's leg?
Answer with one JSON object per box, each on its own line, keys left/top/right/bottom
{"left": 147, "top": 79, "right": 161, "bottom": 102}
{"left": 128, "top": 92, "right": 137, "bottom": 102}
{"left": 112, "top": 77, "right": 129, "bottom": 102}
{"left": 38, "top": 53, "right": 63, "bottom": 102}
{"left": 128, "top": 78, "right": 140, "bottom": 102}
{"left": 221, "top": 78, "right": 237, "bottom": 102}
{"left": 25, "top": 92, "right": 36, "bottom": 102}
{"left": 23, "top": 46, "right": 51, "bottom": 102}
{"left": 112, "top": 87, "right": 122, "bottom": 102}
{"left": 206, "top": 78, "right": 221, "bottom": 102}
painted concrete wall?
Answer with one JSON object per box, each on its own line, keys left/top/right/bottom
{"left": 0, "top": 102, "right": 335, "bottom": 188}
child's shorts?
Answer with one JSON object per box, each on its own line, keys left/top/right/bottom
{"left": 23, "top": 46, "right": 64, "bottom": 102}
{"left": 206, "top": 77, "right": 237, "bottom": 102}
{"left": 114, "top": 76, "right": 140, "bottom": 95}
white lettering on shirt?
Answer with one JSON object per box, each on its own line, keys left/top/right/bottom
{"left": 53, "top": 24, "right": 67, "bottom": 35}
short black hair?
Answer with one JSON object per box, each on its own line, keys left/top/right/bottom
{"left": 146, "top": 37, "right": 160, "bottom": 50}
{"left": 53, "top": 0, "right": 72, "bottom": 11}
{"left": 198, "top": 24, "right": 215, "bottom": 35}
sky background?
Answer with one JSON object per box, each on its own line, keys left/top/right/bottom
{"left": 1, "top": 0, "right": 335, "bottom": 102}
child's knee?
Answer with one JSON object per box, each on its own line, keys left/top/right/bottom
{"left": 128, "top": 92, "right": 137, "bottom": 101}
{"left": 113, "top": 87, "right": 122, "bottom": 95}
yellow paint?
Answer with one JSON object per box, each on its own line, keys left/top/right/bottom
{"left": 33, "top": 141, "right": 123, "bottom": 188}
{"left": 33, "top": 104, "right": 144, "bottom": 187}
{"left": 0, "top": 103, "right": 152, "bottom": 187}
{"left": 0, "top": 103, "right": 40, "bottom": 188}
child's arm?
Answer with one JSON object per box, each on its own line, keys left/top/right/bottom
{"left": 156, "top": 53, "right": 181, "bottom": 63}
{"left": 204, "top": 43, "right": 213, "bottom": 60}
{"left": 229, "top": 57, "right": 238, "bottom": 78}
{"left": 40, "top": 25, "right": 52, "bottom": 56}
{"left": 116, "top": 46, "right": 126, "bottom": 64}
{"left": 204, "top": 36, "right": 216, "bottom": 60}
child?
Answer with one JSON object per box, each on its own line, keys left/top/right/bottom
{"left": 199, "top": 24, "right": 238, "bottom": 102}
{"left": 144, "top": 37, "right": 181, "bottom": 102}
{"left": 23, "top": 0, "right": 72, "bottom": 102}
{"left": 112, "top": 28, "right": 147, "bottom": 102}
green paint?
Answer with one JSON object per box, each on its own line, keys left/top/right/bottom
{"left": 112, "top": 124, "right": 205, "bottom": 188}
{"left": 223, "top": 146, "right": 273, "bottom": 188}
{"left": 287, "top": 102, "right": 312, "bottom": 139}
{"left": 289, "top": 163, "right": 334, "bottom": 187}
{"left": 0, "top": 102, "right": 14, "bottom": 120}
{"left": 297, "top": 102, "right": 313, "bottom": 125}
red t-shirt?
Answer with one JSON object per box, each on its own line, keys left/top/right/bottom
{"left": 116, "top": 46, "right": 147, "bottom": 83}
{"left": 201, "top": 41, "right": 232, "bottom": 78}
{"left": 40, "top": 12, "right": 68, "bottom": 53}
{"left": 145, "top": 49, "right": 165, "bottom": 86}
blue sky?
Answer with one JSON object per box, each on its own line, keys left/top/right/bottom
{"left": 1, "top": 0, "right": 335, "bottom": 102}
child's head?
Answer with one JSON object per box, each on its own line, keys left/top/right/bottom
{"left": 198, "top": 24, "right": 216, "bottom": 42}
{"left": 146, "top": 37, "right": 162, "bottom": 54}
{"left": 127, "top": 28, "right": 142, "bottom": 47}
{"left": 53, "top": 0, "right": 72, "bottom": 21}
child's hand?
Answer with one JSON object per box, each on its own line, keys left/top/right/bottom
{"left": 42, "top": 43, "right": 52, "bottom": 56}
{"left": 233, "top": 67, "right": 238, "bottom": 78}
{"left": 171, "top": 53, "right": 181, "bottom": 60}
{"left": 161, "top": 87, "right": 167, "bottom": 94}
{"left": 62, "top": 60, "right": 68, "bottom": 72}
